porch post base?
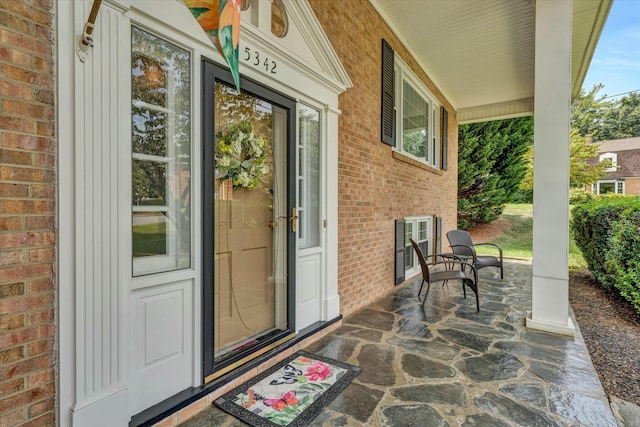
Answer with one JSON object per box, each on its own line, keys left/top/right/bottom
{"left": 323, "top": 294, "right": 340, "bottom": 320}
{"left": 526, "top": 311, "right": 575, "bottom": 336}
{"left": 72, "top": 386, "right": 129, "bottom": 427}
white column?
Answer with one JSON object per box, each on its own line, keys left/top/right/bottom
{"left": 63, "top": 2, "right": 131, "bottom": 425}
{"left": 526, "top": 0, "right": 575, "bottom": 335}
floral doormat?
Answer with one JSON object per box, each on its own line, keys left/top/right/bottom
{"left": 214, "top": 350, "right": 362, "bottom": 426}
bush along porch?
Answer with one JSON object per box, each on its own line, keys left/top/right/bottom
{"left": 571, "top": 195, "right": 640, "bottom": 315}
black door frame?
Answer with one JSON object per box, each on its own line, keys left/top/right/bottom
{"left": 202, "top": 59, "right": 297, "bottom": 379}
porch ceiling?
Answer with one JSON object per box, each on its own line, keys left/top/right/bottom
{"left": 369, "top": 0, "right": 613, "bottom": 124}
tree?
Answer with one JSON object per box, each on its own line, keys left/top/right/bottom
{"left": 520, "top": 84, "right": 630, "bottom": 196}
{"left": 597, "top": 92, "right": 640, "bottom": 140}
{"left": 569, "top": 131, "right": 612, "bottom": 187}
{"left": 520, "top": 130, "right": 611, "bottom": 191}
{"left": 457, "top": 117, "right": 532, "bottom": 229}
{"left": 571, "top": 84, "right": 611, "bottom": 138}
{"left": 572, "top": 85, "right": 640, "bottom": 141}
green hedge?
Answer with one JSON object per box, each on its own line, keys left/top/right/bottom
{"left": 571, "top": 195, "right": 640, "bottom": 314}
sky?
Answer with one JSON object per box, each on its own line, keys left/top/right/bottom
{"left": 582, "top": 0, "right": 640, "bottom": 99}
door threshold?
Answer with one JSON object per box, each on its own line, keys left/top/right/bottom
{"left": 205, "top": 332, "right": 296, "bottom": 383}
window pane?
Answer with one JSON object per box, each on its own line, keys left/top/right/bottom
{"left": 132, "top": 106, "right": 167, "bottom": 156}
{"left": 404, "top": 246, "right": 413, "bottom": 269}
{"left": 132, "top": 159, "right": 166, "bottom": 205}
{"left": 133, "top": 212, "right": 168, "bottom": 257}
{"left": 599, "top": 182, "right": 615, "bottom": 194}
{"left": 299, "top": 105, "right": 320, "bottom": 248}
{"left": 405, "top": 222, "right": 413, "bottom": 245}
{"left": 418, "top": 220, "right": 427, "bottom": 241}
{"left": 419, "top": 241, "right": 428, "bottom": 257}
{"left": 132, "top": 52, "right": 168, "bottom": 108}
{"left": 432, "top": 109, "right": 438, "bottom": 165}
{"left": 131, "top": 27, "right": 191, "bottom": 276}
{"left": 402, "top": 81, "right": 428, "bottom": 159}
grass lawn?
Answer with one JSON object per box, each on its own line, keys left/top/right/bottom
{"left": 133, "top": 221, "right": 167, "bottom": 257}
{"left": 473, "top": 203, "right": 586, "bottom": 268}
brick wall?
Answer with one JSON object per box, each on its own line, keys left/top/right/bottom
{"left": 625, "top": 177, "right": 640, "bottom": 195}
{"left": 308, "top": 0, "right": 459, "bottom": 316}
{"left": 0, "top": 1, "right": 56, "bottom": 426}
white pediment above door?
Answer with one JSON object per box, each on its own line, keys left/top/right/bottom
{"left": 240, "top": 0, "right": 352, "bottom": 94}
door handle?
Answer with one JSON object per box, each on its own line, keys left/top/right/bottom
{"left": 290, "top": 207, "right": 298, "bottom": 233}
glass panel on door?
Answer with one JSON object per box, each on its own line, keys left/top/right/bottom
{"left": 212, "top": 82, "right": 289, "bottom": 365}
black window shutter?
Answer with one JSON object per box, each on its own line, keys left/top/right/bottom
{"left": 395, "top": 219, "right": 405, "bottom": 285}
{"left": 441, "top": 107, "right": 448, "bottom": 170}
{"left": 381, "top": 39, "right": 395, "bottom": 146}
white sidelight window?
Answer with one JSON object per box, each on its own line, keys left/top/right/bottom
{"left": 131, "top": 27, "right": 192, "bottom": 276}
{"left": 298, "top": 105, "right": 321, "bottom": 249}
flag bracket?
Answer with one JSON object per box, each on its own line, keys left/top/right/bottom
{"left": 77, "top": 0, "right": 102, "bottom": 62}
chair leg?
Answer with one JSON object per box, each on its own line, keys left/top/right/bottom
{"left": 500, "top": 265, "right": 504, "bottom": 280}
{"left": 462, "top": 280, "right": 466, "bottom": 299}
{"left": 464, "top": 279, "right": 480, "bottom": 312}
{"left": 421, "top": 281, "right": 432, "bottom": 305}
{"left": 418, "top": 279, "right": 425, "bottom": 297}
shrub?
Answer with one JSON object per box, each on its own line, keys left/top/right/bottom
{"left": 571, "top": 195, "right": 628, "bottom": 287}
{"left": 569, "top": 188, "right": 593, "bottom": 205}
{"left": 606, "top": 210, "right": 640, "bottom": 313}
{"left": 512, "top": 189, "right": 533, "bottom": 204}
{"left": 571, "top": 195, "right": 640, "bottom": 315}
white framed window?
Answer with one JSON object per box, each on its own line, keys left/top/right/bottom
{"left": 404, "top": 215, "right": 433, "bottom": 278}
{"left": 131, "top": 27, "right": 192, "bottom": 276}
{"left": 593, "top": 180, "right": 624, "bottom": 195}
{"left": 599, "top": 152, "right": 617, "bottom": 172}
{"left": 298, "top": 104, "right": 321, "bottom": 249}
{"left": 394, "top": 58, "right": 440, "bottom": 167}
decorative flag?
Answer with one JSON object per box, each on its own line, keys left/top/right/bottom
{"left": 186, "top": 0, "right": 241, "bottom": 91}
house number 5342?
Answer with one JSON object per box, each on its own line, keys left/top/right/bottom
{"left": 243, "top": 47, "right": 277, "bottom": 74}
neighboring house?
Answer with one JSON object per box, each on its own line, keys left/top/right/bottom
{"left": 0, "top": 1, "right": 611, "bottom": 426}
{"left": 590, "top": 137, "right": 640, "bottom": 195}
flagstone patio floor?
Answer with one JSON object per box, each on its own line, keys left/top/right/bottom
{"left": 178, "top": 260, "right": 621, "bottom": 426}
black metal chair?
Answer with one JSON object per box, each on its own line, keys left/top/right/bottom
{"left": 409, "top": 239, "right": 480, "bottom": 312}
{"left": 446, "top": 229, "right": 503, "bottom": 280}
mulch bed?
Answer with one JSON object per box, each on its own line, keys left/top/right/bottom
{"left": 569, "top": 269, "right": 640, "bottom": 406}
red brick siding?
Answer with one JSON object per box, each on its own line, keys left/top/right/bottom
{"left": 308, "top": 0, "right": 458, "bottom": 316}
{"left": 625, "top": 177, "right": 640, "bottom": 195}
{"left": 0, "top": 1, "right": 56, "bottom": 426}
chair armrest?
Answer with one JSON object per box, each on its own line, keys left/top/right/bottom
{"left": 473, "top": 242, "right": 503, "bottom": 260}
{"left": 425, "top": 259, "right": 477, "bottom": 279}
{"left": 425, "top": 253, "right": 466, "bottom": 269}
{"left": 424, "top": 253, "right": 463, "bottom": 261}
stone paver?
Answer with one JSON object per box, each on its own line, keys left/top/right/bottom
{"left": 177, "top": 260, "right": 619, "bottom": 427}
